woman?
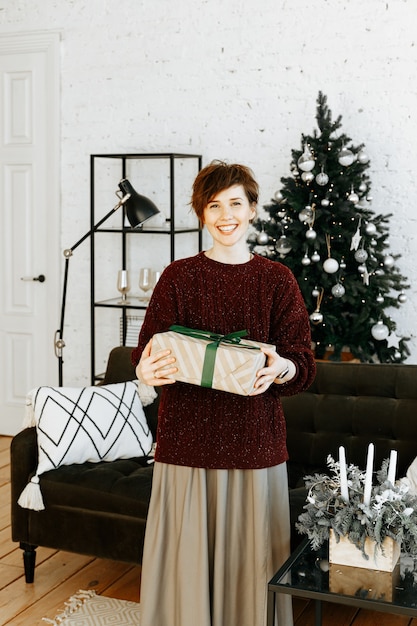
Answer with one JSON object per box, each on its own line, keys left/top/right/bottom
{"left": 132, "top": 161, "right": 316, "bottom": 626}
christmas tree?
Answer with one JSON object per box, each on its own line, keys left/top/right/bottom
{"left": 250, "top": 92, "right": 410, "bottom": 362}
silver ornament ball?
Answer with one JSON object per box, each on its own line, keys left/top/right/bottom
{"left": 276, "top": 236, "right": 292, "bottom": 255}
{"left": 398, "top": 292, "right": 408, "bottom": 304}
{"left": 365, "top": 222, "right": 377, "bottom": 236}
{"left": 257, "top": 231, "right": 269, "bottom": 245}
{"left": 371, "top": 320, "right": 389, "bottom": 341}
{"left": 338, "top": 147, "right": 355, "bottom": 166}
{"left": 383, "top": 255, "right": 395, "bottom": 268}
{"left": 354, "top": 249, "right": 369, "bottom": 263}
{"left": 301, "top": 171, "right": 314, "bottom": 183}
{"left": 305, "top": 228, "right": 317, "bottom": 241}
{"left": 321, "top": 198, "right": 330, "bottom": 207}
{"left": 310, "top": 310, "right": 324, "bottom": 325}
{"left": 311, "top": 251, "right": 321, "bottom": 263}
{"left": 323, "top": 258, "right": 339, "bottom": 274}
{"left": 301, "top": 254, "right": 311, "bottom": 266}
{"left": 331, "top": 283, "right": 345, "bottom": 298}
{"left": 316, "top": 171, "right": 329, "bottom": 186}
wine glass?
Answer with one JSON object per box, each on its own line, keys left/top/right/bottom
{"left": 117, "top": 270, "right": 131, "bottom": 304}
{"left": 139, "top": 267, "right": 153, "bottom": 301}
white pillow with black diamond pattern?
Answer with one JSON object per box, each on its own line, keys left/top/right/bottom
{"left": 18, "top": 381, "right": 153, "bottom": 511}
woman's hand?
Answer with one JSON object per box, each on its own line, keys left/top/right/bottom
{"left": 135, "top": 338, "right": 177, "bottom": 386}
{"left": 250, "top": 346, "right": 295, "bottom": 396}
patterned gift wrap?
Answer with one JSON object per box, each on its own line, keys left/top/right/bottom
{"left": 150, "top": 326, "right": 275, "bottom": 396}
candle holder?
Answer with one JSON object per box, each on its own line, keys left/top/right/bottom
{"left": 296, "top": 452, "right": 417, "bottom": 564}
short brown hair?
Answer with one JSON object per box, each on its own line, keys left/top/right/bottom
{"left": 191, "top": 160, "right": 259, "bottom": 221}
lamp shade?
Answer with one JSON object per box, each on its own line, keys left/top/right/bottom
{"left": 118, "top": 178, "right": 160, "bottom": 228}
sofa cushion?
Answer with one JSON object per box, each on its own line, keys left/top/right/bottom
{"left": 18, "top": 381, "right": 153, "bottom": 511}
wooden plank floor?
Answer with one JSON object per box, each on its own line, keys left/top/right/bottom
{"left": 1, "top": 434, "right": 417, "bottom": 625}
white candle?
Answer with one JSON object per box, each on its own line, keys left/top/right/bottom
{"left": 387, "top": 450, "right": 397, "bottom": 485}
{"left": 339, "top": 446, "right": 349, "bottom": 502}
{"left": 363, "top": 443, "right": 374, "bottom": 506}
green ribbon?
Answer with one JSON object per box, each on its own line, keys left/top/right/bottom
{"left": 168, "top": 325, "right": 260, "bottom": 389}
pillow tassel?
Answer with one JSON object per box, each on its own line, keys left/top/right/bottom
{"left": 18, "top": 475, "right": 45, "bottom": 511}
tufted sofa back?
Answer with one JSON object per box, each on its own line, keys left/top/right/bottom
{"left": 283, "top": 360, "right": 417, "bottom": 490}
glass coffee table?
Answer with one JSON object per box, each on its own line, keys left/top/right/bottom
{"left": 267, "top": 538, "right": 417, "bottom": 626}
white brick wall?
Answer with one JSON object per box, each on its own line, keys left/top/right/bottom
{"left": 2, "top": 0, "right": 416, "bottom": 381}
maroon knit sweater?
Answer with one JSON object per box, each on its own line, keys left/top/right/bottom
{"left": 132, "top": 252, "right": 316, "bottom": 469}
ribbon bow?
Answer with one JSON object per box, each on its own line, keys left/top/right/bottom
{"left": 168, "top": 325, "right": 259, "bottom": 388}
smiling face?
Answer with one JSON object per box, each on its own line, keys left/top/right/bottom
{"left": 202, "top": 184, "right": 256, "bottom": 250}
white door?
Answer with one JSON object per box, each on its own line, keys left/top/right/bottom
{"left": 0, "top": 32, "right": 60, "bottom": 435}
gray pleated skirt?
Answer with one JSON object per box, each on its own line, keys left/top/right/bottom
{"left": 139, "top": 461, "right": 293, "bottom": 626}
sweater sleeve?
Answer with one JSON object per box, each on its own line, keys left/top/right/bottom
{"left": 131, "top": 264, "right": 180, "bottom": 366}
{"left": 268, "top": 267, "right": 316, "bottom": 397}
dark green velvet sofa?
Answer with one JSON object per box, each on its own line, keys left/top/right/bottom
{"left": 10, "top": 347, "right": 417, "bottom": 582}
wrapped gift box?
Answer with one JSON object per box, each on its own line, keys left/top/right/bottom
{"left": 329, "top": 530, "right": 401, "bottom": 572}
{"left": 150, "top": 326, "right": 275, "bottom": 396}
{"left": 329, "top": 562, "right": 400, "bottom": 601}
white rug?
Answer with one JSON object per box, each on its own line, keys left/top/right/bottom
{"left": 42, "top": 590, "right": 140, "bottom": 625}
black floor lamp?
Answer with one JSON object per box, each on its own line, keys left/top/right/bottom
{"left": 54, "top": 178, "right": 159, "bottom": 386}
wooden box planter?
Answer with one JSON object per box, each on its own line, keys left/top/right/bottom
{"left": 329, "top": 530, "right": 401, "bottom": 572}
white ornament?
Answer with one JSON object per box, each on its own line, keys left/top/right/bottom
{"left": 274, "top": 190, "right": 284, "bottom": 202}
{"left": 323, "top": 258, "right": 339, "bottom": 274}
{"left": 348, "top": 190, "right": 359, "bottom": 204}
{"left": 331, "top": 283, "right": 345, "bottom": 298}
{"left": 376, "top": 293, "right": 384, "bottom": 304}
{"left": 305, "top": 228, "right": 317, "bottom": 241}
{"left": 357, "top": 150, "right": 369, "bottom": 164}
{"left": 316, "top": 171, "right": 329, "bottom": 186}
{"left": 276, "top": 236, "right": 292, "bottom": 255}
{"left": 321, "top": 198, "right": 330, "bottom": 207}
{"left": 302, "top": 254, "right": 311, "bottom": 266}
{"left": 371, "top": 321, "right": 389, "bottom": 341}
{"left": 354, "top": 249, "right": 368, "bottom": 263}
{"left": 365, "top": 222, "right": 377, "bottom": 236}
{"left": 297, "top": 146, "right": 315, "bottom": 172}
{"left": 311, "top": 251, "right": 320, "bottom": 263}
{"left": 299, "top": 206, "right": 314, "bottom": 222}
{"left": 398, "top": 292, "right": 407, "bottom": 304}
{"left": 350, "top": 227, "right": 362, "bottom": 251}
{"left": 312, "top": 287, "right": 320, "bottom": 297}
{"left": 310, "top": 310, "right": 323, "bottom": 325}
{"left": 383, "top": 255, "right": 395, "bottom": 268}
{"left": 257, "top": 231, "right": 269, "bottom": 245}
{"left": 338, "top": 147, "right": 355, "bottom": 166}
{"left": 301, "top": 171, "right": 314, "bottom": 183}
{"left": 387, "top": 332, "right": 401, "bottom": 349}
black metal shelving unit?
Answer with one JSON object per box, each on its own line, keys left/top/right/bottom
{"left": 90, "top": 153, "right": 202, "bottom": 384}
